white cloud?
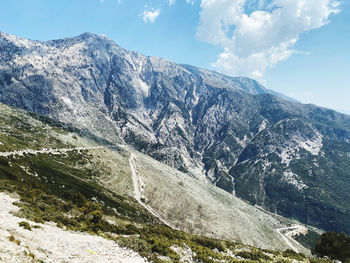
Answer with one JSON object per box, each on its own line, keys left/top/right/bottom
{"left": 186, "top": 0, "right": 196, "bottom": 4}
{"left": 140, "top": 8, "right": 160, "bottom": 23}
{"left": 196, "top": 0, "right": 340, "bottom": 79}
{"left": 169, "top": 0, "right": 195, "bottom": 5}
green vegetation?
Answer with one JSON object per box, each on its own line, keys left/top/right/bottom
{"left": 8, "top": 235, "right": 21, "bottom": 245}
{"left": 282, "top": 249, "right": 307, "bottom": 261}
{"left": 295, "top": 229, "right": 320, "bottom": 250}
{"left": 19, "top": 221, "right": 32, "bottom": 230}
{"left": 313, "top": 232, "right": 350, "bottom": 262}
{"left": 0, "top": 173, "right": 295, "bottom": 262}
{"left": 0, "top": 152, "right": 155, "bottom": 224}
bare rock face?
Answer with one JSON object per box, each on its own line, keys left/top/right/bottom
{"left": 1, "top": 31, "right": 350, "bottom": 234}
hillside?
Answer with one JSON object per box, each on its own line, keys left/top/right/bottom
{"left": 0, "top": 102, "right": 331, "bottom": 262}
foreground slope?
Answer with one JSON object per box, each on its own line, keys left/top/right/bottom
{"left": 0, "top": 193, "right": 147, "bottom": 263}
{"left": 1, "top": 31, "right": 350, "bottom": 236}
{"left": 0, "top": 102, "right": 323, "bottom": 263}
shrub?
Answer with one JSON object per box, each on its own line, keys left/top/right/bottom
{"left": 90, "top": 210, "right": 103, "bottom": 224}
{"left": 313, "top": 232, "right": 350, "bottom": 262}
{"left": 19, "top": 221, "right": 32, "bottom": 230}
{"left": 282, "top": 249, "right": 306, "bottom": 260}
{"left": 9, "top": 236, "right": 21, "bottom": 246}
{"left": 236, "top": 250, "right": 272, "bottom": 261}
{"left": 193, "top": 236, "right": 226, "bottom": 251}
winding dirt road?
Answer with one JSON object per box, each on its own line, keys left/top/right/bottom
{"left": 276, "top": 225, "right": 307, "bottom": 252}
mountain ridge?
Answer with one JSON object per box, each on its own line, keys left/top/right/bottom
{"left": 0, "top": 29, "right": 297, "bottom": 101}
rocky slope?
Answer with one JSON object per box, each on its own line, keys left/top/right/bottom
{"left": 0, "top": 193, "right": 148, "bottom": 263}
{"left": 1, "top": 31, "right": 350, "bottom": 235}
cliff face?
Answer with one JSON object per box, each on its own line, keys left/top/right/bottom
{"left": 1, "top": 31, "right": 350, "bottom": 234}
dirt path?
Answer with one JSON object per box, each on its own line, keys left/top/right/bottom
{"left": 276, "top": 225, "right": 307, "bottom": 252}
{"left": 0, "top": 146, "right": 112, "bottom": 157}
{"left": 128, "top": 153, "right": 173, "bottom": 227}
{"left": 129, "top": 153, "right": 144, "bottom": 203}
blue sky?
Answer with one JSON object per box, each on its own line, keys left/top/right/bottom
{"left": 1, "top": 0, "right": 349, "bottom": 113}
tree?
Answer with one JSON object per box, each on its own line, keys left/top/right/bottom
{"left": 313, "top": 232, "right": 350, "bottom": 262}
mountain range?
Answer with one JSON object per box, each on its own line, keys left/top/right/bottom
{"left": 1, "top": 30, "right": 350, "bottom": 238}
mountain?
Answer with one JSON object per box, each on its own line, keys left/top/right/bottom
{"left": 1, "top": 31, "right": 350, "bottom": 236}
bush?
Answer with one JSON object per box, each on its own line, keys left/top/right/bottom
{"left": 8, "top": 236, "right": 21, "bottom": 245}
{"left": 236, "top": 250, "right": 272, "bottom": 261}
{"left": 89, "top": 210, "right": 103, "bottom": 224}
{"left": 19, "top": 221, "right": 32, "bottom": 230}
{"left": 193, "top": 236, "right": 226, "bottom": 251}
{"left": 282, "top": 249, "right": 306, "bottom": 260}
{"left": 313, "top": 232, "right": 350, "bottom": 262}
